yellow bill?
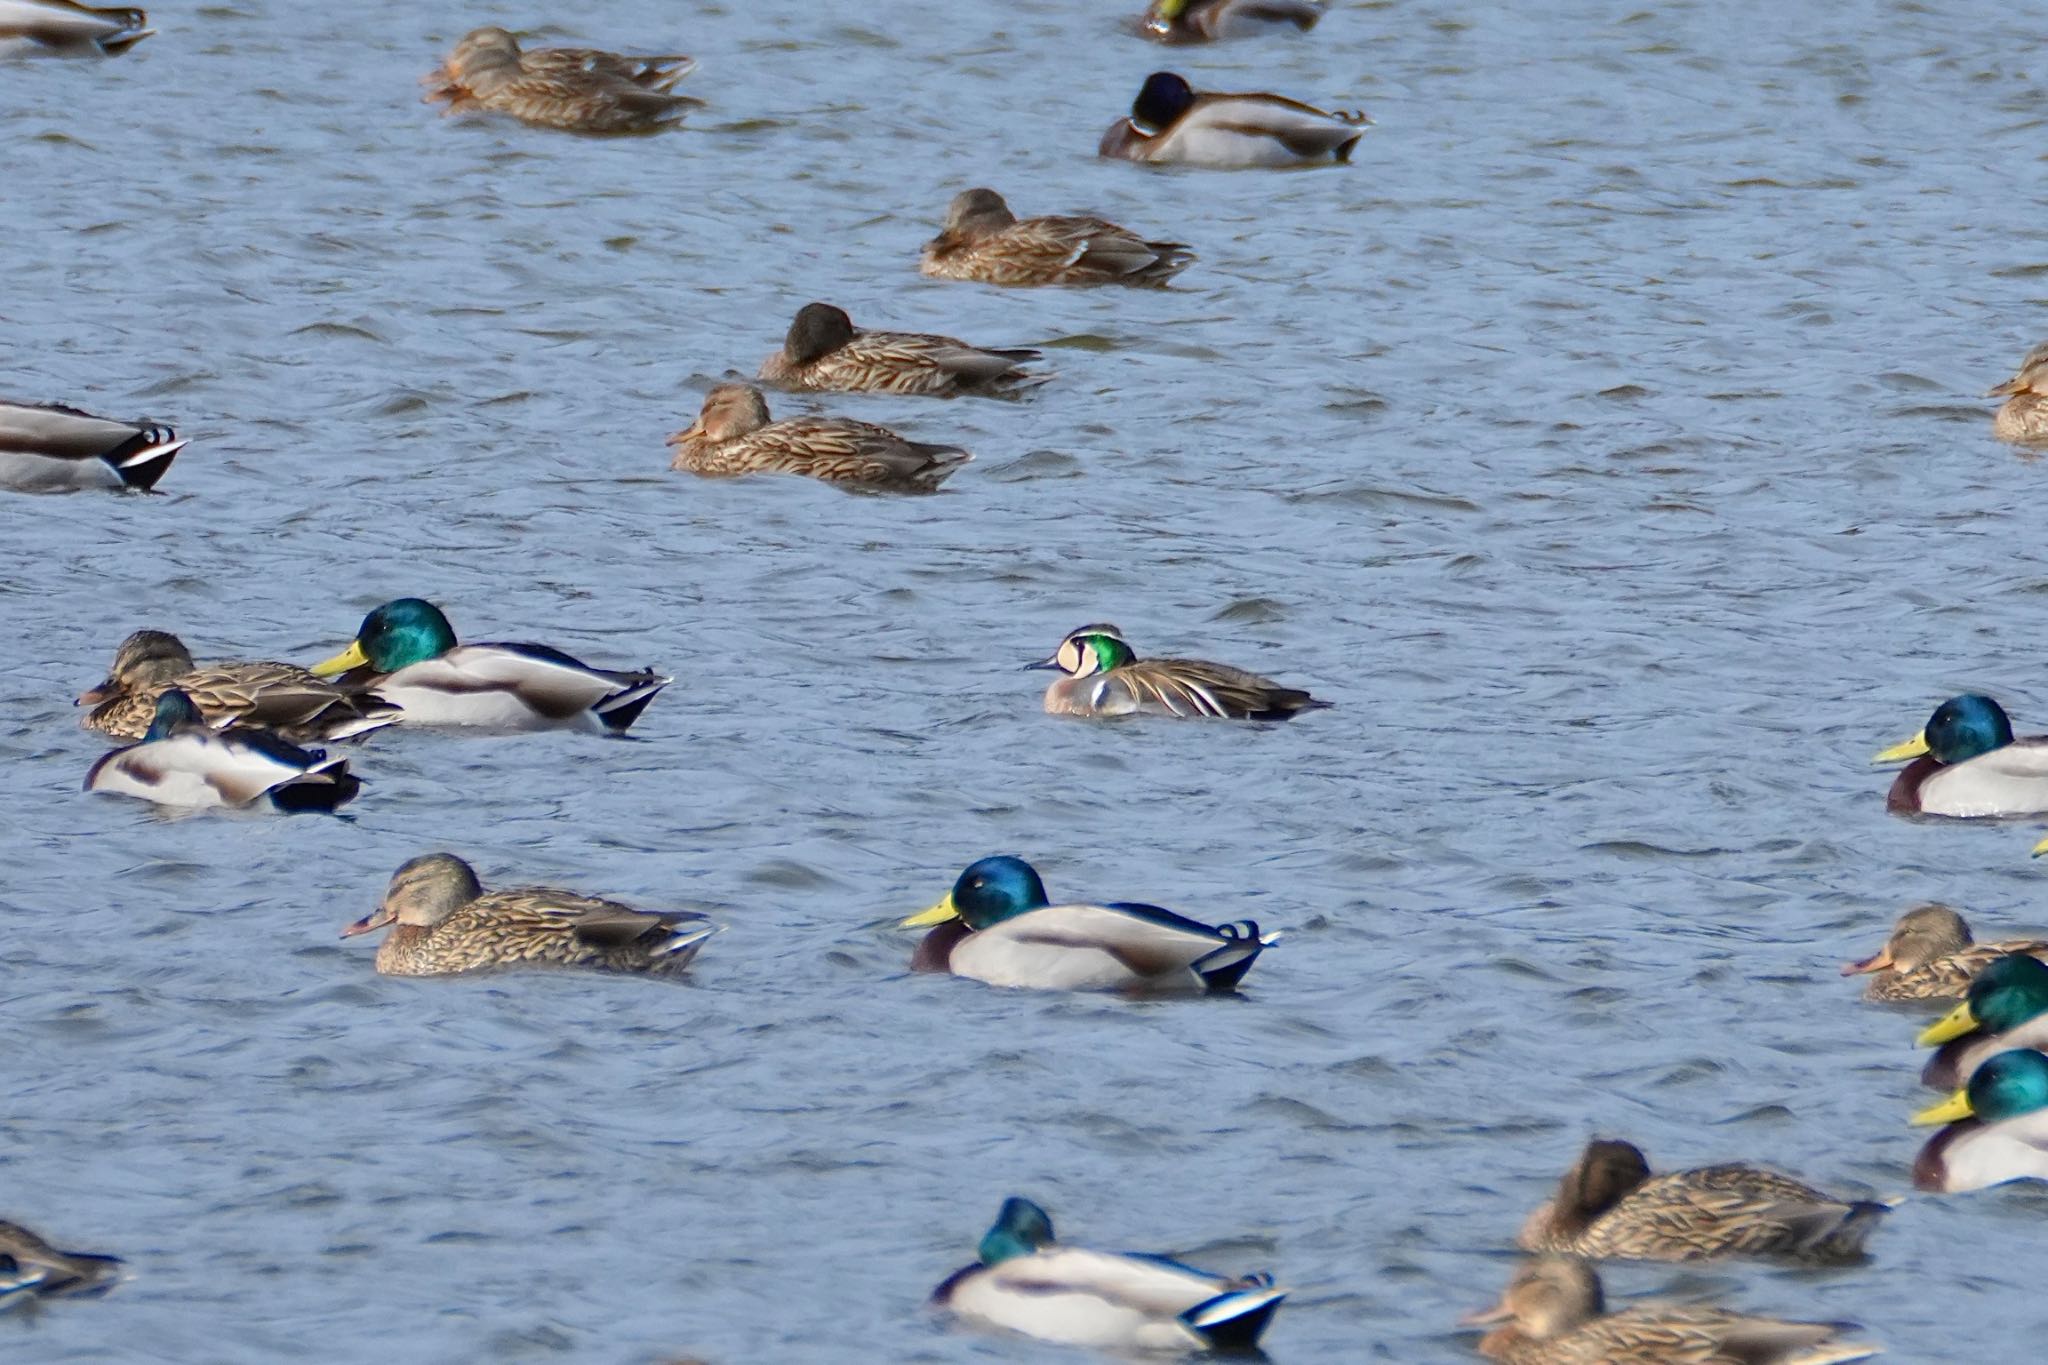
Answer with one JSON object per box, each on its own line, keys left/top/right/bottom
{"left": 310, "top": 641, "right": 369, "bottom": 678}
{"left": 901, "top": 892, "right": 959, "bottom": 928}
{"left": 1912, "top": 1089, "right": 1974, "bottom": 1126}
{"left": 1872, "top": 730, "right": 1930, "bottom": 764}
{"left": 1918, "top": 1002, "right": 1979, "bottom": 1047}
{"left": 2032, "top": 834, "right": 2048, "bottom": 859}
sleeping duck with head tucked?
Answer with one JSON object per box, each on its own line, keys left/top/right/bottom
{"left": 1872, "top": 694, "right": 2048, "bottom": 817}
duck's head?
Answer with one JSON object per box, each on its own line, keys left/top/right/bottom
{"left": 679, "top": 384, "right": 772, "bottom": 445}
{"left": 1873, "top": 694, "right": 2013, "bottom": 766}
{"left": 312, "top": 598, "right": 458, "bottom": 677}
{"left": 1557, "top": 1139, "right": 1650, "bottom": 1225}
{"left": 1913, "top": 1047, "right": 2048, "bottom": 1127}
{"left": 902, "top": 856, "right": 1051, "bottom": 931}
{"left": 1131, "top": 72, "right": 1196, "bottom": 133}
{"left": 1461, "top": 1257, "right": 1601, "bottom": 1341}
{"left": 79, "top": 629, "right": 194, "bottom": 704}
{"left": 785, "top": 303, "right": 857, "bottom": 365}
{"left": 448, "top": 26, "right": 521, "bottom": 77}
{"left": 1919, "top": 953, "right": 2048, "bottom": 1045}
{"left": 1844, "top": 903, "right": 1973, "bottom": 977}
{"left": 940, "top": 188, "right": 1015, "bottom": 237}
{"left": 143, "top": 689, "right": 204, "bottom": 740}
{"left": 1988, "top": 342, "right": 2048, "bottom": 398}
{"left": 977, "top": 1197, "right": 1055, "bottom": 1266}
{"left": 342, "top": 853, "right": 484, "bottom": 938}
{"left": 1026, "top": 624, "right": 1136, "bottom": 678}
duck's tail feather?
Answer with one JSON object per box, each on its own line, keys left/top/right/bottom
{"left": 1181, "top": 1284, "right": 1286, "bottom": 1351}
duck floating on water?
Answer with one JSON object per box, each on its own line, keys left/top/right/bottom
{"left": 1917, "top": 953, "right": 2048, "bottom": 1090}
{"left": 1872, "top": 694, "right": 2048, "bottom": 817}
{"left": 0, "top": 399, "right": 184, "bottom": 492}
{"left": 1911, "top": 1047, "right": 2048, "bottom": 1192}
{"left": 1137, "top": 0, "right": 1326, "bottom": 44}
{"left": 0, "top": 1219, "right": 121, "bottom": 1307}
{"left": 1987, "top": 341, "right": 2048, "bottom": 445}
{"left": 1842, "top": 904, "right": 2048, "bottom": 1002}
{"left": 919, "top": 188, "right": 1193, "bottom": 288}
{"left": 423, "top": 26, "right": 699, "bottom": 134}
{"left": 757, "top": 302, "right": 1044, "bottom": 399}
{"left": 84, "top": 691, "right": 361, "bottom": 812}
{"left": 79, "top": 629, "right": 397, "bottom": 743}
{"left": 1029, "top": 623, "right": 1327, "bottom": 720}
{"left": 1099, "top": 71, "right": 1366, "bottom": 168}
{"left": 0, "top": 1, "right": 152, "bottom": 58}
{"left": 669, "top": 383, "right": 972, "bottom": 491}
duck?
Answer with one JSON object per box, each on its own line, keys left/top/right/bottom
{"left": 920, "top": 188, "right": 1193, "bottom": 288}
{"left": 902, "top": 855, "right": 1272, "bottom": 992}
{"left": 84, "top": 690, "right": 360, "bottom": 812}
{"left": 1099, "top": 72, "right": 1366, "bottom": 168}
{"left": 1841, "top": 903, "right": 2048, "bottom": 1003}
{"left": 1137, "top": 0, "right": 1326, "bottom": 43}
{"left": 340, "top": 852, "right": 718, "bottom": 978}
{"left": 0, "top": 1219, "right": 121, "bottom": 1303}
{"left": 1464, "top": 1257, "right": 1877, "bottom": 1365}
{"left": 756, "top": 302, "right": 1045, "bottom": 399}
{"left": 929, "top": 1197, "right": 1286, "bottom": 1353}
{"left": 1872, "top": 694, "right": 2048, "bottom": 817}
{"left": 1028, "top": 623, "right": 1327, "bottom": 720}
{"left": 667, "top": 383, "right": 971, "bottom": 491}
{"left": 1911, "top": 1047, "right": 2048, "bottom": 1192}
{"left": 1987, "top": 341, "right": 2048, "bottom": 445}
{"left": 0, "top": 1, "right": 151, "bottom": 58}
{"left": 78, "top": 629, "right": 397, "bottom": 743}
{"left": 308, "top": 598, "right": 670, "bottom": 733}
{"left": 0, "top": 399, "right": 184, "bottom": 492}
{"left": 422, "top": 26, "right": 699, "bottom": 134}
{"left": 1516, "top": 1138, "right": 1887, "bottom": 1264}
{"left": 1916, "top": 953, "right": 2048, "bottom": 1090}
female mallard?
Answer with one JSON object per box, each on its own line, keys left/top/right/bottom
{"left": 1841, "top": 904, "right": 2048, "bottom": 1003}
{"left": 1916, "top": 953, "right": 2048, "bottom": 1091}
{"left": 309, "top": 598, "right": 669, "bottom": 732}
{"left": 1028, "top": 623, "right": 1327, "bottom": 720}
{"left": 1987, "top": 342, "right": 2048, "bottom": 445}
{"left": 1137, "top": 0, "right": 1326, "bottom": 43}
{"left": 1911, "top": 1047, "right": 2048, "bottom": 1192}
{"left": 79, "top": 629, "right": 397, "bottom": 743}
{"left": 0, "top": 1, "right": 151, "bottom": 58}
{"left": 756, "top": 302, "right": 1045, "bottom": 399}
{"left": 1516, "top": 1139, "right": 1887, "bottom": 1264}
{"left": 930, "top": 1197, "right": 1286, "bottom": 1353}
{"left": 84, "top": 691, "right": 360, "bottom": 813}
{"left": 668, "top": 383, "right": 971, "bottom": 491}
{"left": 920, "top": 188, "right": 1193, "bottom": 288}
{"left": 1872, "top": 694, "right": 2048, "bottom": 817}
{"left": 0, "top": 399, "right": 184, "bottom": 492}
{"left": 902, "top": 855, "right": 1271, "bottom": 992}
{"left": 1099, "top": 72, "right": 1366, "bottom": 168}
{"left": 341, "top": 852, "right": 717, "bottom": 978}
{"left": 0, "top": 1219, "right": 121, "bottom": 1302}
{"left": 423, "top": 26, "right": 699, "bottom": 134}
{"left": 1464, "top": 1257, "right": 1877, "bottom": 1365}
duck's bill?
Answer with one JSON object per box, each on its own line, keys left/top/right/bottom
{"left": 75, "top": 680, "right": 113, "bottom": 706}
{"left": 1021, "top": 656, "right": 1062, "bottom": 672}
{"left": 2032, "top": 834, "right": 2048, "bottom": 859}
{"left": 1842, "top": 945, "right": 1894, "bottom": 976}
{"left": 1988, "top": 378, "right": 2023, "bottom": 397}
{"left": 901, "top": 893, "right": 959, "bottom": 928}
{"left": 310, "top": 641, "right": 369, "bottom": 678}
{"left": 1917, "top": 1001, "right": 1979, "bottom": 1046}
{"left": 1458, "top": 1298, "right": 1511, "bottom": 1327}
{"left": 1912, "top": 1089, "right": 1975, "bottom": 1126}
{"left": 340, "top": 905, "right": 395, "bottom": 938}
{"left": 1872, "top": 730, "right": 1930, "bottom": 764}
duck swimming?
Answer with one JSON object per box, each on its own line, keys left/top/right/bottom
{"left": 1098, "top": 71, "right": 1366, "bottom": 168}
{"left": 84, "top": 691, "right": 361, "bottom": 812}
{"left": 423, "top": 26, "right": 699, "bottom": 134}
{"left": 756, "top": 302, "right": 1044, "bottom": 398}
{"left": 1987, "top": 341, "right": 2048, "bottom": 445}
{"left": 668, "top": 383, "right": 971, "bottom": 490}
{"left": 1911, "top": 1047, "right": 2048, "bottom": 1192}
{"left": 0, "top": 1220, "right": 121, "bottom": 1304}
{"left": 0, "top": 399, "right": 184, "bottom": 492}
{"left": 929, "top": 1197, "right": 1286, "bottom": 1353}
{"left": 1028, "top": 623, "right": 1327, "bottom": 720}
{"left": 1841, "top": 903, "right": 2048, "bottom": 1003}
{"left": 0, "top": 1, "right": 152, "bottom": 58}
{"left": 1137, "top": 0, "right": 1326, "bottom": 44}
{"left": 1872, "top": 694, "right": 2048, "bottom": 817}
{"left": 902, "top": 855, "right": 1271, "bottom": 992}
{"left": 919, "top": 188, "right": 1193, "bottom": 288}
{"left": 1917, "top": 953, "right": 2048, "bottom": 1091}
{"left": 78, "top": 629, "right": 397, "bottom": 743}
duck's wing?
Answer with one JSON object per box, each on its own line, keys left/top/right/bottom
{"left": 1917, "top": 739, "right": 2048, "bottom": 817}
{"left": 1608, "top": 1168, "right": 1885, "bottom": 1261}
{"left": 1582, "top": 1307, "right": 1874, "bottom": 1365}
{"left": 527, "top": 46, "right": 696, "bottom": 91}
{"left": 485, "top": 890, "right": 718, "bottom": 963}
{"left": 0, "top": 400, "right": 184, "bottom": 489}
{"left": 0, "top": 1221, "right": 121, "bottom": 1298}
{"left": 1103, "top": 658, "right": 1322, "bottom": 720}
{"left": 964, "top": 902, "right": 1261, "bottom": 990}
{"left": 0, "top": 1, "right": 152, "bottom": 56}
{"left": 848, "top": 331, "right": 1045, "bottom": 388}
{"left": 399, "top": 643, "right": 669, "bottom": 726}
{"left": 1180, "top": 92, "right": 1367, "bottom": 157}
{"left": 1021, "top": 217, "right": 1193, "bottom": 283}
{"left": 753, "top": 417, "right": 971, "bottom": 488}
{"left": 178, "top": 662, "right": 398, "bottom": 739}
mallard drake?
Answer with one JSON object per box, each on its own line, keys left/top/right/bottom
{"left": 1028, "top": 623, "right": 1327, "bottom": 720}
{"left": 1464, "top": 1257, "right": 1877, "bottom": 1365}
{"left": 78, "top": 629, "right": 397, "bottom": 743}
{"left": 1987, "top": 342, "right": 2048, "bottom": 445}
{"left": 902, "top": 855, "right": 1271, "bottom": 992}
{"left": 1916, "top": 953, "right": 2048, "bottom": 1091}
{"left": 667, "top": 383, "right": 971, "bottom": 491}
{"left": 930, "top": 1197, "right": 1286, "bottom": 1353}
{"left": 84, "top": 690, "right": 360, "bottom": 812}
{"left": 1872, "top": 694, "right": 2048, "bottom": 817}
{"left": 0, "top": 1220, "right": 121, "bottom": 1303}
{"left": 1137, "top": 0, "right": 1326, "bottom": 43}
{"left": 1099, "top": 72, "right": 1366, "bottom": 168}
{"left": 423, "top": 26, "right": 699, "bottom": 134}
{"left": 341, "top": 852, "right": 717, "bottom": 977}
{"left": 1516, "top": 1139, "right": 1886, "bottom": 1264}
{"left": 920, "top": 188, "right": 1193, "bottom": 288}
{"left": 0, "top": 399, "right": 183, "bottom": 492}
{"left": 309, "top": 598, "right": 669, "bottom": 733}
{"left": 1911, "top": 1047, "right": 2048, "bottom": 1192}
{"left": 1841, "top": 904, "right": 2048, "bottom": 1003}
{"left": 0, "top": 1, "right": 151, "bottom": 58}
{"left": 756, "top": 302, "right": 1045, "bottom": 399}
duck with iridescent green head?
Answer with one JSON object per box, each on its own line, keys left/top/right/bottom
{"left": 1029, "top": 623, "right": 1327, "bottom": 720}
{"left": 901, "top": 855, "right": 1272, "bottom": 992}
{"left": 309, "top": 598, "right": 670, "bottom": 733}
{"left": 1916, "top": 953, "right": 2048, "bottom": 1090}
{"left": 1871, "top": 694, "right": 2048, "bottom": 816}
{"left": 1911, "top": 1047, "right": 2048, "bottom": 1192}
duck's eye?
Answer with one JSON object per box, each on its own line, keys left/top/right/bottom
{"left": 968, "top": 877, "right": 986, "bottom": 890}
